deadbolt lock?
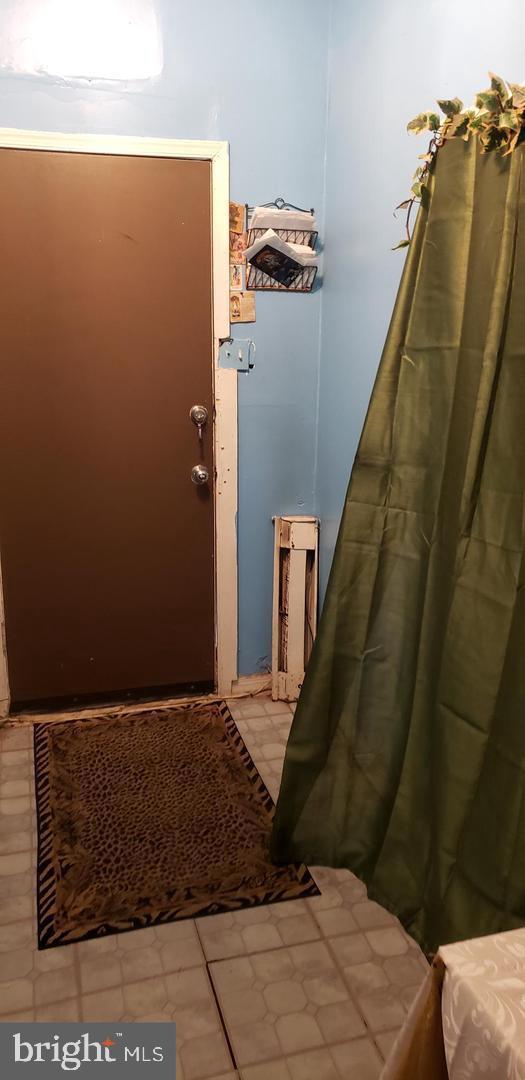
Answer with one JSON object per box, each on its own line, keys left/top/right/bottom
{"left": 191, "top": 464, "right": 209, "bottom": 486}
{"left": 190, "top": 404, "right": 208, "bottom": 441}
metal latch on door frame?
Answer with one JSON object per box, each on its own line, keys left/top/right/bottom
{"left": 219, "top": 338, "right": 256, "bottom": 372}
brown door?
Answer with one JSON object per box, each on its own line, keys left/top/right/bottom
{"left": 0, "top": 148, "right": 215, "bottom": 705}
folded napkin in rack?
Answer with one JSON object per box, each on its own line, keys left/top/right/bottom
{"left": 249, "top": 206, "right": 316, "bottom": 232}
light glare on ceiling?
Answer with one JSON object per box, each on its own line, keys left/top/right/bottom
{"left": 0, "top": 0, "right": 163, "bottom": 80}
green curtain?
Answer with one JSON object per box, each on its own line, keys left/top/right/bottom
{"left": 271, "top": 137, "right": 525, "bottom": 956}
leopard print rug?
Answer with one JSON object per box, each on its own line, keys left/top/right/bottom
{"left": 34, "top": 702, "right": 318, "bottom": 948}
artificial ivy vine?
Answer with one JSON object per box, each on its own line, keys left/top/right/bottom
{"left": 394, "top": 73, "right": 525, "bottom": 249}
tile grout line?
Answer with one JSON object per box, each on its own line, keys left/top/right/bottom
{"left": 193, "top": 902, "right": 237, "bottom": 1068}
{"left": 204, "top": 960, "right": 238, "bottom": 1074}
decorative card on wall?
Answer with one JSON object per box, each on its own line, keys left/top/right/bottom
{"left": 229, "top": 201, "right": 245, "bottom": 234}
{"left": 229, "top": 231, "right": 247, "bottom": 264}
{"left": 230, "top": 264, "right": 243, "bottom": 290}
{"left": 229, "top": 202, "right": 254, "bottom": 322}
{"left": 230, "top": 291, "right": 256, "bottom": 323}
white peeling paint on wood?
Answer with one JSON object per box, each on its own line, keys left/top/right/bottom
{"left": 272, "top": 516, "right": 319, "bottom": 702}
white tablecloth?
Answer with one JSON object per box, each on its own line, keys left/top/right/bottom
{"left": 381, "top": 928, "right": 525, "bottom": 1080}
{"left": 441, "top": 928, "right": 525, "bottom": 1079}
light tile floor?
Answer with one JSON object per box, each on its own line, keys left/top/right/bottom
{"left": 0, "top": 696, "right": 428, "bottom": 1079}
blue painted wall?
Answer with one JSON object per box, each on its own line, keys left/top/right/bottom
{"left": 0, "top": 0, "right": 330, "bottom": 676}
{"left": 5, "top": 0, "right": 523, "bottom": 671}
{"left": 316, "top": 0, "right": 525, "bottom": 598}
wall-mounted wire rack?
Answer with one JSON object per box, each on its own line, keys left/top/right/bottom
{"left": 245, "top": 198, "right": 318, "bottom": 292}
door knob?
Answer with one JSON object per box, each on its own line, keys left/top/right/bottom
{"left": 191, "top": 464, "right": 209, "bottom": 486}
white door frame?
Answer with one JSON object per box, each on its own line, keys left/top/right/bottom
{"left": 0, "top": 129, "right": 237, "bottom": 716}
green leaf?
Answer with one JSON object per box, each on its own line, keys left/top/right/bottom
{"left": 392, "top": 239, "right": 410, "bottom": 250}
{"left": 489, "top": 72, "right": 510, "bottom": 102}
{"left": 502, "top": 129, "right": 521, "bottom": 156}
{"left": 499, "top": 109, "right": 521, "bottom": 130}
{"left": 407, "top": 110, "right": 441, "bottom": 134}
{"left": 437, "top": 97, "right": 463, "bottom": 117}
{"left": 509, "top": 82, "right": 525, "bottom": 107}
{"left": 427, "top": 112, "right": 441, "bottom": 131}
{"left": 411, "top": 180, "right": 422, "bottom": 198}
{"left": 407, "top": 112, "right": 432, "bottom": 134}
{"left": 475, "top": 90, "right": 502, "bottom": 113}
{"left": 447, "top": 113, "right": 470, "bottom": 138}
{"left": 479, "top": 126, "right": 503, "bottom": 152}
{"left": 468, "top": 113, "right": 485, "bottom": 131}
